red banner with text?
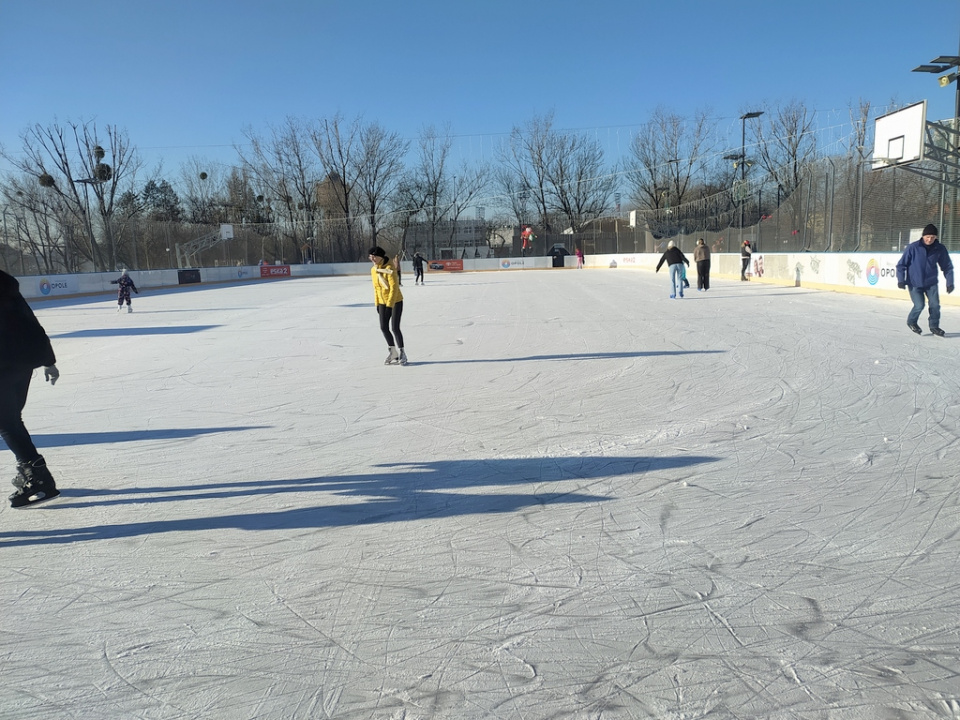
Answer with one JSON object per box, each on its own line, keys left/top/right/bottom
{"left": 260, "top": 265, "right": 291, "bottom": 278}
{"left": 428, "top": 259, "right": 463, "bottom": 272}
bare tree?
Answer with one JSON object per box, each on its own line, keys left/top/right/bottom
{"left": 499, "top": 113, "right": 615, "bottom": 240}
{"left": 412, "top": 125, "right": 454, "bottom": 258}
{"left": 750, "top": 101, "right": 819, "bottom": 243}
{"left": 310, "top": 114, "right": 364, "bottom": 258}
{"left": 387, "top": 173, "right": 430, "bottom": 257}
{"left": 355, "top": 122, "right": 408, "bottom": 247}
{"left": 444, "top": 163, "right": 490, "bottom": 248}
{"left": 543, "top": 130, "right": 615, "bottom": 234}
{"left": 499, "top": 113, "right": 556, "bottom": 233}
{"left": 625, "top": 107, "right": 717, "bottom": 212}
{"left": 0, "top": 175, "right": 68, "bottom": 273}
{"left": 239, "top": 117, "right": 321, "bottom": 262}
{"left": 753, "top": 100, "right": 819, "bottom": 199}
{"left": 1, "top": 120, "right": 141, "bottom": 271}
{"left": 179, "top": 157, "right": 229, "bottom": 225}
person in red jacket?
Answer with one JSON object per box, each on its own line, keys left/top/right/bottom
{"left": 0, "top": 270, "right": 61, "bottom": 507}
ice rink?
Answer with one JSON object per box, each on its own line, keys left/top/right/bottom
{"left": 2, "top": 266, "right": 959, "bottom": 719}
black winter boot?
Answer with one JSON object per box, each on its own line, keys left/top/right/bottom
{"left": 10, "top": 461, "right": 28, "bottom": 492}
{"left": 9, "top": 456, "right": 59, "bottom": 508}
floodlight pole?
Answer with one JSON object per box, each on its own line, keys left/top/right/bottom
{"left": 738, "top": 111, "right": 764, "bottom": 248}
{"left": 912, "top": 35, "right": 960, "bottom": 247}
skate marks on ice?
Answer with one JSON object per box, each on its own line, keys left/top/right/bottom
{"left": 0, "top": 454, "right": 719, "bottom": 546}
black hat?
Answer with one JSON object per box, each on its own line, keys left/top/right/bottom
{"left": 923, "top": 223, "right": 938, "bottom": 237}
{"left": 368, "top": 246, "right": 387, "bottom": 258}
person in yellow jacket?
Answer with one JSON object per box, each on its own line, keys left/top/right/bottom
{"left": 369, "top": 246, "right": 407, "bottom": 365}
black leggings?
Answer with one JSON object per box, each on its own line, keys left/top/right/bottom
{"left": 378, "top": 302, "right": 404, "bottom": 348}
{"left": 0, "top": 366, "right": 40, "bottom": 463}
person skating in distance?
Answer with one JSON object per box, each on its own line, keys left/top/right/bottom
{"left": 111, "top": 268, "right": 139, "bottom": 312}
{"left": 740, "top": 239, "right": 752, "bottom": 281}
{"left": 369, "top": 246, "right": 408, "bottom": 365}
{"left": 896, "top": 223, "right": 954, "bottom": 336}
{"left": 0, "top": 269, "right": 61, "bottom": 507}
{"left": 412, "top": 252, "right": 426, "bottom": 285}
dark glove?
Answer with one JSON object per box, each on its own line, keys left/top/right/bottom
{"left": 44, "top": 365, "right": 59, "bottom": 386}
{"left": 898, "top": 282, "right": 906, "bottom": 289}
{"left": 134, "top": 289, "right": 139, "bottom": 294}
{"left": 948, "top": 285, "right": 955, "bottom": 294}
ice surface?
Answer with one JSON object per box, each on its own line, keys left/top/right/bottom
{"left": 2, "top": 269, "right": 959, "bottom": 719}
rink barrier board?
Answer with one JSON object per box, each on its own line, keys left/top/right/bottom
{"left": 15, "top": 252, "right": 959, "bottom": 306}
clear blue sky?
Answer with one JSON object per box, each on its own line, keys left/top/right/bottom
{"left": 2, "top": 0, "right": 959, "bottom": 177}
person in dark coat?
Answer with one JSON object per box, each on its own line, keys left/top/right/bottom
{"left": 411, "top": 252, "right": 426, "bottom": 285}
{"left": 655, "top": 240, "right": 691, "bottom": 299}
{"left": 0, "top": 269, "right": 61, "bottom": 507}
{"left": 111, "top": 269, "right": 139, "bottom": 312}
{"left": 896, "top": 223, "right": 955, "bottom": 336}
{"left": 694, "top": 238, "right": 711, "bottom": 291}
{"left": 740, "top": 239, "right": 752, "bottom": 281}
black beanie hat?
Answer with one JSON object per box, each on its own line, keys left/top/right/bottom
{"left": 923, "top": 223, "right": 938, "bottom": 237}
{"left": 368, "top": 246, "right": 387, "bottom": 258}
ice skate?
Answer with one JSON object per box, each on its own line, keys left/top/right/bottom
{"left": 398, "top": 349, "right": 408, "bottom": 366}
{"left": 931, "top": 327, "right": 946, "bottom": 337}
{"left": 8, "top": 461, "right": 28, "bottom": 500}
{"left": 384, "top": 346, "right": 400, "bottom": 365}
{"left": 9, "top": 456, "right": 60, "bottom": 508}
{"left": 127, "top": 305, "right": 133, "bottom": 313}
{"left": 117, "top": 304, "right": 122, "bottom": 312}
{"left": 908, "top": 323, "right": 922, "bottom": 335}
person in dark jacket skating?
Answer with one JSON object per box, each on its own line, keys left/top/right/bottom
{"left": 111, "top": 269, "right": 139, "bottom": 312}
{"left": 896, "top": 223, "right": 954, "bottom": 336}
{"left": 411, "top": 252, "right": 426, "bottom": 285}
{"left": 655, "top": 241, "right": 691, "bottom": 299}
{"left": 0, "top": 270, "right": 61, "bottom": 507}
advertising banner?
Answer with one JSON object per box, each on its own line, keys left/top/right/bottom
{"left": 428, "top": 260, "right": 463, "bottom": 272}
{"left": 864, "top": 257, "right": 900, "bottom": 288}
{"left": 260, "top": 265, "right": 291, "bottom": 278}
{"left": 178, "top": 269, "right": 202, "bottom": 285}
{"left": 499, "top": 259, "right": 528, "bottom": 270}
{"left": 36, "top": 276, "right": 77, "bottom": 296}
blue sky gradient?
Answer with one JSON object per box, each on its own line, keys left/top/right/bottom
{"left": 2, "top": 0, "right": 959, "bottom": 175}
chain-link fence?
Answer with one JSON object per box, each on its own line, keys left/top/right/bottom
{"left": 541, "top": 156, "right": 956, "bottom": 258}
{"left": 3, "top": 155, "right": 958, "bottom": 275}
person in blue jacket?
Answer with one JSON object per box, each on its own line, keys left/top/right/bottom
{"left": 896, "top": 223, "right": 954, "bottom": 336}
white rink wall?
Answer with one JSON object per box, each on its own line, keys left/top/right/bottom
{"left": 13, "top": 251, "right": 958, "bottom": 304}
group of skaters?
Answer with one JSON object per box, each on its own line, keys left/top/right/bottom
{"left": 3, "top": 227, "right": 953, "bottom": 510}
{"left": 653, "top": 224, "right": 954, "bottom": 339}
{"left": 655, "top": 238, "right": 714, "bottom": 298}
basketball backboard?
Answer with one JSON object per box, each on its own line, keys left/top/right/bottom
{"left": 872, "top": 101, "right": 926, "bottom": 169}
